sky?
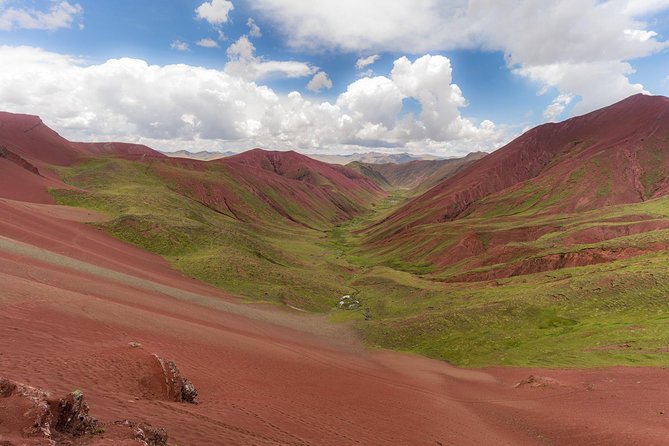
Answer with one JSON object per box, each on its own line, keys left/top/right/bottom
{"left": 0, "top": 0, "right": 668, "bottom": 156}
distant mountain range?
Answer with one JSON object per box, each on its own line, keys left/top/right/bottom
{"left": 160, "top": 149, "right": 445, "bottom": 165}
{"left": 307, "top": 152, "right": 444, "bottom": 165}
{"left": 160, "top": 149, "right": 237, "bottom": 160}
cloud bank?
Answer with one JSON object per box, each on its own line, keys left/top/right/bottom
{"left": 0, "top": 46, "right": 500, "bottom": 155}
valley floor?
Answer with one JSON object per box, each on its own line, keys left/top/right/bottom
{"left": 2, "top": 197, "right": 669, "bottom": 445}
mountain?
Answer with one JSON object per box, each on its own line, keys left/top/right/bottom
{"left": 154, "top": 148, "right": 385, "bottom": 230}
{"left": 74, "top": 141, "right": 167, "bottom": 159}
{"left": 349, "top": 152, "right": 487, "bottom": 191}
{"left": 308, "top": 151, "right": 442, "bottom": 165}
{"left": 0, "top": 112, "right": 86, "bottom": 167}
{"left": 161, "top": 149, "right": 236, "bottom": 160}
{"left": 364, "top": 94, "right": 669, "bottom": 280}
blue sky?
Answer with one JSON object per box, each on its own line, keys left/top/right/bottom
{"left": 0, "top": 0, "right": 668, "bottom": 155}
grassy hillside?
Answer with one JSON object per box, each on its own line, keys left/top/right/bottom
{"left": 47, "top": 149, "right": 669, "bottom": 370}
{"left": 51, "top": 157, "right": 361, "bottom": 311}
{"left": 334, "top": 194, "right": 669, "bottom": 367}
{"left": 50, "top": 156, "right": 669, "bottom": 368}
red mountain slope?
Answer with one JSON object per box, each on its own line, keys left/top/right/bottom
{"left": 0, "top": 112, "right": 86, "bottom": 166}
{"left": 350, "top": 152, "right": 487, "bottom": 191}
{"left": 375, "top": 94, "right": 669, "bottom": 233}
{"left": 364, "top": 94, "right": 669, "bottom": 280}
{"left": 155, "top": 148, "right": 386, "bottom": 229}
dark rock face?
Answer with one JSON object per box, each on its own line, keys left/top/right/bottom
{"left": 114, "top": 420, "right": 168, "bottom": 446}
{"left": 180, "top": 378, "right": 198, "bottom": 404}
{"left": 53, "top": 390, "right": 100, "bottom": 436}
{"left": 0, "top": 376, "right": 169, "bottom": 445}
{"left": 0, "top": 377, "right": 17, "bottom": 397}
{"left": 154, "top": 355, "right": 198, "bottom": 404}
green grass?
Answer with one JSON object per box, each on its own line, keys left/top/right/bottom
{"left": 50, "top": 156, "right": 669, "bottom": 368}
{"left": 51, "top": 158, "right": 356, "bottom": 311}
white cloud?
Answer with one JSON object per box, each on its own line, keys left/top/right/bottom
{"left": 391, "top": 55, "right": 467, "bottom": 140}
{"left": 247, "top": 18, "right": 262, "bottom": 38}
{"left": 306, "top": 71, "right": 332, "bottom": 92}
{"left": 170, "top": 40, "right": 190, "bottom": 51}
{"left": 0, "top": 46, "right": 503, "bottom": 156}
{"left": 225, "top": 35, "right": 316, "bottom": 80}
{"left": 543, "top": 93, "right": 574, "bottom": 121}
{"left": 249, "top": 0, "right": 669, "bottom": 118}
{"left": 195, "top": 0, "right": 233, "bottom": 25}
{"left": 197, "top": 38, "right": 219, "bottom": 48}
{"left": 355, "top": 54, "right": 380, "bottom": 70}
{"left": 0, "top": 0, "right": 83, "bottom": 31}
{"left": 623, "top": 0, "right": 669, "bottom": 15}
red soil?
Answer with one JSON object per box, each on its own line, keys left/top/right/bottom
{"left": 3, "top": 235, "right": 669, "bottom": 444}
{"left": 450, "top": 243, "right": 669, "bottom": 282}
{"left": 564, "top": 220, "right": 669, "bottom": 245}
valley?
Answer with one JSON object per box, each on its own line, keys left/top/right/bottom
{"left": 38, "top": 95, "right": 669, "bottom": 369}
{"left": 2, "top": 94, "right": 669, "bottom": 444}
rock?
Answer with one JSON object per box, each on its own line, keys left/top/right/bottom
{"left": 154, "top": 355, "right": 198, "bottom": 404}
{"left": 180, "top": 378, "right": 198, "bottom": 404}
{"left": 337, "top": 295, "right": 361, "bottom": 310}
{"left": 0, "top": 377, "right": 17, "bottom": 397}
{"left": 514, "top": 375, "right": 560, "bottom": 388}
{"left": 53, "top": 390, "right": 100, "bottom": 436}
{"left": 128, "top": 341, "right": 143, "bottom": 348}
{"left": 114, "top": 420, "right": 168, "bottom": 446}
{"left": 0, "top": 377, "right": 168, "bottom": 445}
{"left": 0, "top": 378, "right": 54, "bottom": 444}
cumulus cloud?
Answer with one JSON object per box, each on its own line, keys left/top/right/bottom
{"left": 247, "top": 17, "right": 262, "bottom": 38}
{"left": 196, "top": 38, "right": 219, "bottom": 48}
{"left": 0, "top": 0, "right": 83, "bottom": 31}
{"left": 355, "top": 54, "right": 380, "bottom": 70}
{"left": 224, "top": 35, "right": 316, "bottom": 80}
{"left": 306, "top": 71, "right": 332, "bottom": 92}
{"left": 170, "top": 40, "right": 190, "bottom": 51}
{"left": 249, "top": 0, "right": 669, "bottom": 120}
{"left": 0, "top": 46, "right": 503, "bottom": 156}
{"left": 195, "top": 0, "right": 233, "bottom": 25}
{"left": 543, "top": 93, "right": 574, "bottom": 121}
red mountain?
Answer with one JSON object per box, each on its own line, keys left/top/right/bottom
{"left": 0, "top": 112, "right": 86, "bottom": 167}
{"left": 374, "top": 94, "right": 669, "bottom": 233}
{"left": 73, "top": 141, "right": 167, "bottom": 159}
{"left": 155, "top": 148, "right": 386, "bottom": 229}
{"left": 364, "top": 94, "right": 669, "bottom": 280}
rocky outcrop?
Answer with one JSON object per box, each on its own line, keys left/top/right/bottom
{"left": 53, "top": 390, "right": 100, "bottom": 436}
{"left": 0, "top": 145, "right": 42, "bottom": 176}
{"left": 0, "top": 377, "right": 168, "bottom": 446}
{"left": 113, "top": 420, "right": 168, "bottom": 446}
{"left": 154, "top": 355, "right": 198, "bottom": 404}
